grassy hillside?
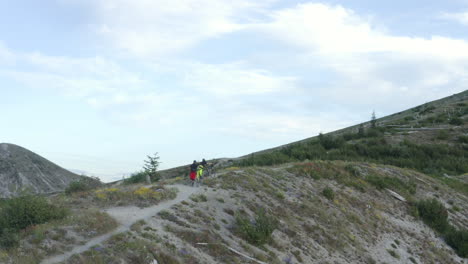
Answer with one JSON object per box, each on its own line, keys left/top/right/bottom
{"left": 236, "top": 91, "right": 468, "bottom": 182}
{"left": 3, "top": 162, "right": 465, "bottom": 263}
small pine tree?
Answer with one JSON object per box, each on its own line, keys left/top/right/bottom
{"left": 371, "top": 110, "right": 377, "bottom": 128}
{"left": 143, "top": 153, "right": 160, "bottom": 182}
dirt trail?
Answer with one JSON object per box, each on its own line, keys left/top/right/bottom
{"left": 42, "top": 184, "right": 199, "bottom": 264}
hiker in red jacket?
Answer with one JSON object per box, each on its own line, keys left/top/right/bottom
{"left": 190, "top": 160, "right": 198, "bottom": 186}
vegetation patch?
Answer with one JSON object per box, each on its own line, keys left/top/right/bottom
{"left": 237, "top": 127, "right": 468, "bottom": 179}
{"left": 234, "top": 209, "right": 278, "bottom": 246}
{"left": 415, "top": 198, "right": 468, "bottom": 258}
{"left": 90, "top": 185, "right": 178, "bottom": 207}
{"left": 190, "top": 194, "right": 208, "bottom": 202}
{"left": 365, "top": 174, "right": 416, "bottom": 195}
{"left": 322, "top": 187, "right": 335, "bottom": 201}
{"left": 65, "top": 176, "right": 102, "bottom": 195}
{"left": 0, "top": 195, "right": 68, "bottom": 248}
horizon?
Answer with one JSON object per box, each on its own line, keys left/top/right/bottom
{"left": 1, "top": 0, "right": 468, "bottom": 182}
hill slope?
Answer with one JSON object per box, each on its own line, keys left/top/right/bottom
{"left": 3, "top": 163, "right": 466, "bottom": 263}
{"left": 235, "top": 90, "right": 468, "bottom": 180}
{"left": 0, "top": 143, "right": 81, "bottom": 197}
{"left": 249, "top": 90, "right": 468, "bottom": 156}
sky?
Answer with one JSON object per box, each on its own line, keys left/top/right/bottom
{"left": 1, "top": 0, "right": 467, "bottom": 182}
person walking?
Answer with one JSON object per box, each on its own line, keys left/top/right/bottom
{"left": 197, "top": 163, "right": 205, "bottom": 185}
{"left": 190, "top": 160, "right": 198, "bottom": 187}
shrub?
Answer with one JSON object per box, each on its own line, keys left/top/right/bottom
{"left": 237, "top": 131, "right": 468, "bottom": 178}
{"left": 190, "top": 194, "right": 207, "bottom": 202}
{"left": 458, "top": 135, "right": 468, "bottom": 144}
{"left": 235, "top": 209, "right": 278, "bottom": 245}
{"left": 318, "top": 133, "right": 345, "bottom": 150}
{"left": 65, "top": 176, "right": 102, "bottom": 195}
{"left": 0, "top": 228, "right": 19, "bottom": 248}
{"left": 124, "top": 171, "right": 149, "bottom": 185}
{"left": 65, "top": 181, "right": 88, "bottom": 194}
{"left": 416, "top": 198, "right": 468, "bottom": 258}
{"left": 0, "top": 195, "right": 67, "bottom": 248}
{"left": 417, "top": 199, "right": 449, "bottom": 233}
{"left": 449, "top": 117, "right": 464, "bottom": 126}
{"left": 322, "top": 187, "right": 335, "bottom": 200}
{"left": 444, "top": 227, "right": 468, "bottom": 258}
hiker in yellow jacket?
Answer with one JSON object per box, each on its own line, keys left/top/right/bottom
{"left": 197, "top": 163, "right": 204, "bottom": 182}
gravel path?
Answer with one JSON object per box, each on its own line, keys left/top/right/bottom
{"left": 41, "top": 184, "right": 199, "bottom": 264}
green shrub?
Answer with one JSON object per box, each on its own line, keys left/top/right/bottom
{"left": 235, "top": 209, "right": 278, "bottom": 245}
{"left": 65, "top": 176, "right": 102, "bottom": 195}
{"left": 458, "top": 135, "right": 468, "bottom": 144}
{"left": 417, "top": 199, "right": 449, "bottom": 233}
{"left": 0, "top": 195, "right": 67, "bottom": 248}
{"left": 318, "top": 133, "right": 345, "bottom": 150}
{"left": 449, "top": 117, "right": 464, "bottom": 126}
{"left": 65, "top": 181, "right": 88, "bottom": 194}
{"left": 322, "top": 187, "right": 335, "bottom": 200}
{"left": 0, "top": 228, "right": 19, "bottom": 248}
{"left": 444, "top": 227, "right": 468, "bottom": 258}
{"left": 124, "top": 171, "right": 149, "bottom": 185}
{"left": 415, "top": 198, "right": 468, "bottom": 258}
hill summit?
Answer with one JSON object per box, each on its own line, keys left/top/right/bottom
{"left": 0, "top": 143, "right": 81, "bottom": 198}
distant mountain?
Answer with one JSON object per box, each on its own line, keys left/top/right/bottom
{"left": 0, "top": 143, "right": 82, "bottom": 198}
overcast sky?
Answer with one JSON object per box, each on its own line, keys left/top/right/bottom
{"left": 1, "top": 0, "right": 467, "bottom": 181}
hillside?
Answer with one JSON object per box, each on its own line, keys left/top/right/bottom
{"left": 235, "top": 90, "right": 468, "bottom": 180}
{"left": 0, "top": 92, "right": 467, "bottom": 264}
{"left": 248, "top": 90, "right": 468, "bottom": 156}
{"left": 1, "top": 162, "right": 466, "bottom": 263}
{"left": 0, "top": 143, "right": 82, "bottom": 198}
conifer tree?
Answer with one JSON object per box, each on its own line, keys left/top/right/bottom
{"left": 143, "top": 153, "right": 160, "bottom": 182}
{"left": 371, "top": 110, "right": 377, "bottom": 128}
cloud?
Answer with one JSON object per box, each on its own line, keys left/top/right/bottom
{"left": 182, "top": 61, "right": 297, "bottom": 96}
{"left": 256, "top": 3, "right": 468, "bottom": 58}
{"left": 247, "top": 3, "right": 468, "bottom": 109}
{"left": 86, "top": 0, "right": 274, "bottom": 58}
{"left": 440, "top": 11, "right": 468, "bottom": 26}
{"left": 3, "top": 1, "right": 468, "bottom": 142}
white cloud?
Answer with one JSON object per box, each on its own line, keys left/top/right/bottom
{"left": 0, "top": 46, "right": 145, "bottom": 100}
{"left": 87, "top": 0, "right": 273, "bottom": 58}
{"left": 3, "top": 1, "right": 468, "bottom": 143}
{"left": 440, "top": 11, "right": 468, "bottom": 26}
{"left": 247, "top": 3, "right": 468, "bottom": 109}
{"left": 182, "top": 62, "right": 297, "bottom": 96}
{"left": 256, "top": 3, "right": 468, "bottom": 58}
